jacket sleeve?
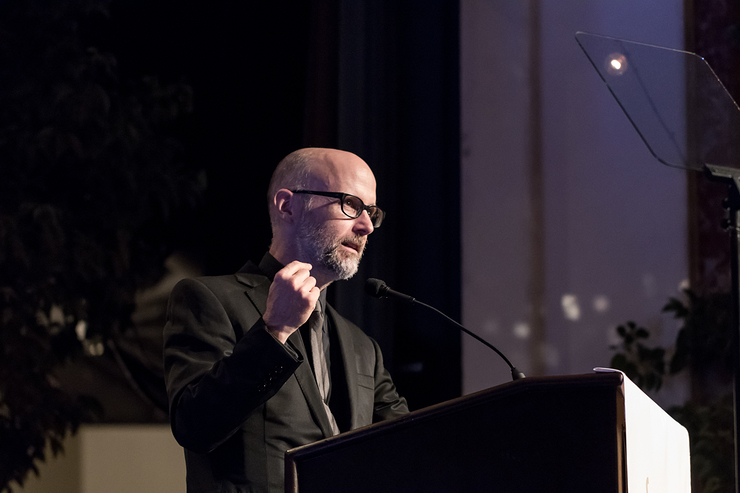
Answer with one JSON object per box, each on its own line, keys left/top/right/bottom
{"left": 163, "top": 277, "right": 302, "bottom": 453}
{"left": 370, "top": 338, "right": 409, "bottom": 421}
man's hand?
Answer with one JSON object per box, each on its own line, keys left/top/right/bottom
{"left": 263, "top": 261, "right": 320, "bottom": 344}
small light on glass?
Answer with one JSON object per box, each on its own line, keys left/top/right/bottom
{"left": 606, "top": 53, "right": 628, "bottom": 76}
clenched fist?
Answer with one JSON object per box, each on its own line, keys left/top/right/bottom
{"left": 263, "top": 261, "right": 320, "bottom": 344}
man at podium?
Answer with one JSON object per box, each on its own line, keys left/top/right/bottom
{"left": 163, "top": 148, "right": 409, "bottom": 493}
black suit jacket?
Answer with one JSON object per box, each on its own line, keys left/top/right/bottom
{"left": 163, "top": 259, "right": 408, "bottom": 493}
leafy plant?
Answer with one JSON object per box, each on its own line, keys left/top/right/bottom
{"left": 0, "top": 0, "right": 201, "bottom": 490}
{"left": 610, "top": 321, "right": 666, "bottom": 391}
{"left": 670, "top": 394, "right": 735, "bottom": 493}
{"left": 610, "top": 290, "right": 734, "bottom": 493}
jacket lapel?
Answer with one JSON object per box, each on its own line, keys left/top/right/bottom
{"left": 289, "top": 329, "right": 336, "bottom": 438}
{"left": 234, "top": 269, "right": 269, "bottom": 317}
{"left": 235, "top": 269, "right": 336, "bottom": 438}
{"left": 327, "top": 305, "right": 361, "bottom": 430}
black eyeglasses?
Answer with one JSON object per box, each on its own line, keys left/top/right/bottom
{"left": 290, "top": 190, "right": 385, "bottom": 228}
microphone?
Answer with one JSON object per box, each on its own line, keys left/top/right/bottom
{"left": 365, "top": 278, "right": 416, "bottom": 303}
{"left": 365, "top": 278, "right": 525, "bottom": 381}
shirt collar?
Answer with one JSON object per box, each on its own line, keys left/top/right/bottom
{"left": 258, "top": 252, "right": 284, "bottom": 281}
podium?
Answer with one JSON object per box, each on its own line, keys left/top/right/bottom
{"left": 285, "top": 370, "right": 690, "bottom": 493}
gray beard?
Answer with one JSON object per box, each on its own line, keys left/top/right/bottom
{"left": 297, "top": 221, "right": 365, "bottom": 281}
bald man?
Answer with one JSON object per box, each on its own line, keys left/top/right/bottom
{"left": 164, "top": 148, "right": 408, "bottom": 493}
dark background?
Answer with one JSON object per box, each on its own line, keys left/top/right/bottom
{"left": 109, "top": 0, "right": 462, "bottom": 412}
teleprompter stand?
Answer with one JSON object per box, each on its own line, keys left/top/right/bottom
{"left": 576, "top": 31, "right": 740, "bottom": 492}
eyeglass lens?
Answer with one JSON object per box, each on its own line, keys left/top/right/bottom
{"left": 342, "top": 195, "right": 383, "bottom": 227}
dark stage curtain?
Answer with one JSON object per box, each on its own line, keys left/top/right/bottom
{"left": 317, "top": 1, "right": 463, "bottom": 410}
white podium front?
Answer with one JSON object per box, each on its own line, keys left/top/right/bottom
{"left": 596, "top": 368, "right": 691, "bottom": 493}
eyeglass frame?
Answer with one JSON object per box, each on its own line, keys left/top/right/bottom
{"left": 289, "top": 189, "right": 385, "bottom": 228}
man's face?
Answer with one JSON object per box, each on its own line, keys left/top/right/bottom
{"left": 296, "top": 211, "right": 367, "bottom": 280}
{"left": 293, "top": 151, "right": 377, "bottom": 282}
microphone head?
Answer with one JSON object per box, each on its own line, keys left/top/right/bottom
{"left": 365, "top": 278, "right": 388, "bottom": 298}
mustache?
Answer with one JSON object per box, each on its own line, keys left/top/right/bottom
{"left": 322, "top": 234, "right": 367, "bottom": 258}
{"left": 340, "top": 234, "right": 367, "bottom": 253}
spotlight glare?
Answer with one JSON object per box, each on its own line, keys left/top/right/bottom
{"left": 606, "top": 53, "right": 628, "bottom": 75}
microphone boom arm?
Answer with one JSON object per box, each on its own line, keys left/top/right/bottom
{"left": 413, "top": 298, "right": 526, "bottom": 381}
{"left": 365, "top": 278, "right": 525, "bottom": 381}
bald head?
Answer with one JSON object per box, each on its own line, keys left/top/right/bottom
{"left": 267, "top": 148, "right": 376, "bottom": 227}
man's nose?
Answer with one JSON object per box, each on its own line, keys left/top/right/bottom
{"left": 353, "top": 210, "right": 375, "bottom": 235}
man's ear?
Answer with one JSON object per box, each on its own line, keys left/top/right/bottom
{"left": 273, "top": 189, "right": 298, "bottom": 224}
